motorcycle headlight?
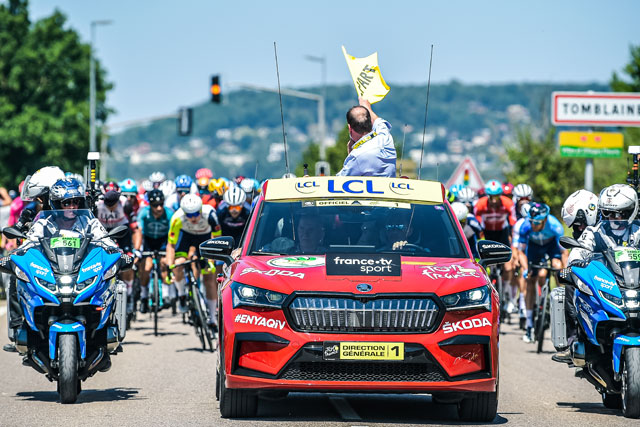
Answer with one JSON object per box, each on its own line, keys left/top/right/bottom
{"left": 575, "top": 278, "right": 593, "bottom": 296}
{"left": 14, "top": 266, "right": 28, "bottom": 282}
{"left": 102, "top": 263, "right": 118, "bottom": 280}
{"left": 623, "top": 289, "right": 640, "bottom": 309}
{"left": 231, "top": 282, "right": 287, "bottom": 309}
{"left": 600, "top": 290, "right": 623, "bottom": 308}
{"left": 441, "top": 286, "right": 491, "bottom": 311}
{"left": 77, "top": 276, "right": 97, "bottom": 291}
{"left": 35, "top": 276, "right": 57, "bottom": 292}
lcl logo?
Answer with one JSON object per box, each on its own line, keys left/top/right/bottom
{"left": 295, "top": 181, "right": 320, "bottom": 194}
{"left": 389, "top": 181, "right": 414, "bottom": 195}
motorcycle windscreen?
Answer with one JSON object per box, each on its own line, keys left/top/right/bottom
{"left": 37, "top": 210, "right": 94, "bottom": 273}
{"left": 613, "top": 247, "right": 640, "bottom": 289}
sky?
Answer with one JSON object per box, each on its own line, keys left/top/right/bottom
{"left": 28, "top": 0, "right": 640, "bottom": 127}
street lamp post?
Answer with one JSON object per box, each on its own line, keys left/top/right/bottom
{"left": 90, "top": 20, "right": 112, "bottom": 153}
{"left": 304, "top": 54, "right": 327, "bottom": 160}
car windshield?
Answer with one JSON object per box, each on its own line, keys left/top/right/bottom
{"left": 249, "top": 200, "right": 468, "bottom": 258}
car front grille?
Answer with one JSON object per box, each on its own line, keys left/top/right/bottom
{"left": 287, "top": 296, "right": 440, "bottom": 333}
{"left": 280, "top": 361, "right": 446, "bottom": 382}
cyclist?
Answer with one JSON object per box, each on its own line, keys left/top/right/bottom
{"left": 513, "top": 183, "right": 534, "bottom": 220}
{"left": 502, "top": 182, "right": 514, "bottom": 199}
{"left": 195, "top": 168, "right": 213, "bottom": 180}
{"left": 240, "top": 178, "right": 259, "bottom": 205}
{"left": 512, "top": 202, "right": 565, "bottom": 343}
{"left": 553, "top": 189, "right": 599, "bottom": 362}
{"left": 120, "top": 178, "right": 140, "bottom": 222}
{"left": 166, "top": 194, "right": 221, "bottom": 330}
{"left": 217, "top": 186, "right": 251, "bottom": 248}
{"left": 134, "top": 189, "right": 174, "bottom": 313}
{"left": 149, "top": 171, "right": 166, "bottom": 190}
{"left": 457, "top": 187, "right": 478, "bottom": 214}
{"left": 166, "top": 174, "right": 193, "bottom": 212}
{"left": 452, "top": 202, "right": 482, "bottom": 258}
{"left": 474, "top": 179, "right": 516, "bottom": 307}
{"left": 208, "top": 178, "right": 228, "bottom": 208}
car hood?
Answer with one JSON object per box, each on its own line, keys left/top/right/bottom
{"left": 231, "top": 255, "right": 488, "bottom": 296}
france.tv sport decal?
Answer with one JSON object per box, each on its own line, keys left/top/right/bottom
{"left": 326, "top": 254, "right": 401, "bottom": 276}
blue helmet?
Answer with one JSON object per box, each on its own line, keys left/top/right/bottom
{"left": 485, "top": 180, "right": 503, "bottom": 196}
{"left": 120, "top": 178, "right": 138, "bottom": 195}
{"left": 175, "top": 174, "right": 193, "bottom": 192}
{"left": 50, "top": 178, "right": 87, "bottom": 210}
{"left": 528, "top": 202, "right": 550, "bottom": 221}
{"left": 448, "top": 184, "right": 465, "bottom": 202}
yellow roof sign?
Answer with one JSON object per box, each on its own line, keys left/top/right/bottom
{"left": 264, "top": 176, "right": 444, "bottom": 204}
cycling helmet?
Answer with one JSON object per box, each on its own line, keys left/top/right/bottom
{"left": 175, "top": 174, "right": 193, "bottom": 192}
{"left": 195, "top": 168, "right": 213, "bottom": 180}
{"left": 196, "top": 177, "right": 210, "bottom": 192}
{"left": 448, "top": 184, "right": 464, "bottom": 202}
{"left": 520, "top": 202, "right": 531, "bottom": 219}
{"left": 180, "top": 194, "right": 202, "bottom": 214}
{"left": 147, "top": 189, "right": 165, "bottom": 205}
{"left": 141, "top": 180, "right": 154, "bottom": 193}
{"left": 451, "top": 202, "right": 469, "bottom": 223}
{"left": 240, "top": 178, "right": 256, "bottom": 194}
{"left": 21, "top": 166, "right": 66, "bottom": 201}
{"left": 102, "top": 180, "right": 120, "bottom": 194}
{"left": 485, "top": 180, "right": 503, "bottom": 196}
{"left": 528, "top": 202, "right": 550, "bottom": 221}
{"left": 234, "top": 175, "right": 245, "bottom": 185}
{"left": 561, "top": 190, "right": 598, "bottom": 228}
{"left": 513, "top": 183, "right": 533, "bottom": 201}
{"left": 223, "top": 186, "right": 247, "bottom": 206}
{"left": 502, "top": 182, "right": 514, "bottom": 197}
{"left": 120, "top": 178, "right": 138, "bottom": 195}
{"left": 149, "top": 171, "right": 166, "bottom": 184}
{"left": 457, "top": 187, "right": 477, "bottom": 204}
{"left": 599, "top": 184, "right": 638, "bottom": 228}
{"left": 50, "top": 178, "right": 87, "bottom": 209}
{"left": 160, "top": 180, "right": 176, "bottom": 198}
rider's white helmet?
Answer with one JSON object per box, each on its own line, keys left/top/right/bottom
{"left": 149, "top": 171, "right": 166, "bottom": 184}
{"left": 160, "top": 180, "right": 176, "bottom": 198}
{"left": 180, "top": 194, "right": 202, "bottom": 214}
{"left": 599, "top": 184, "right": 638, "bottom": 228}
{"left": 561, "top": 189, "right": 599, "bottom": 227}
{"left": 21, "top": 166, "right": 66, "bottom": 201}
{"left": 223, "top": 186, "right": 247, "bottom": 206}
{"left": 451, "top": 202, "right": 469, "bottom": 223}
{"left": 513, "top": 183, "right": 533, "bottom": 201}
{"left": 456, "top": 188, "right": 476, "bottom": 204}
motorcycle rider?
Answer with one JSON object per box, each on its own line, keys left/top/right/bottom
{"left": 553, "top": 189, "right": 599, "bottom": 362}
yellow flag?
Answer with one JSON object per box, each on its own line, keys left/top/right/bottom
{"left": 342, "top": 46, "right": 390, "bottom": 104}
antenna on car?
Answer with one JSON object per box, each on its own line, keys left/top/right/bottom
{"left": 417, "top": 44, "right": 434, "bottom": 181}
{"left": 274, "top": 42, "right": 291, "bottom": 176}
{"left": 252, "top": 161, "right": 259, "bottom": 201}
{"left": 398, "top": 124, "right": 407, "bottom": 177}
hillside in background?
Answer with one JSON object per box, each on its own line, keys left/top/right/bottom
{"left": 106, "top": 81, "right": 609, "bottom": 181}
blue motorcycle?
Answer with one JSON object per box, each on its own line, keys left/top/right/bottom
{"left": 1, "top": 209, "right": 132, "bottom": 403}
{"left": 554, "top": 236, "right": 640, "bottom": 418}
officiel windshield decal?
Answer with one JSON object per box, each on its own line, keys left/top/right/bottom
{"left": 234, "top": 314, "right": 286, "bottom": 330}
{"left": 422, "top": 265, "right": 479, "bottom": 280}
{"left": 326, "top": 254, "right": 401, "bottom": 276}
{"left": 267, "top": 256, "right": 325, "bottom": 268}
{"left": 442, "top": 317, "right": 491, "bottom": 334}
{"left": 239, "top": 267, "right": 304, "bottom": 279}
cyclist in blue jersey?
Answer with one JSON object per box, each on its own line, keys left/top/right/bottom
{"left": 134, "top": 189, "right": 174, "bottom": 313}
{"left": 512, "top": 202, "right": 566, "bottom": 343}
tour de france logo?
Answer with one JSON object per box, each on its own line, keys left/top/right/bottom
{"left": 267, "top": 256, "right": 325, "bottom": 268}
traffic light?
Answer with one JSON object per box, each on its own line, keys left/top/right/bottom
{"left": 210, "top": 75, "right": 221, "bottom": 103}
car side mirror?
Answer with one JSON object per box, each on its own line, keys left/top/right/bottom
{"left": 106, "top": 225, "right": 128, "bottom": 239}
{"left": 200, "top": 237, "right": 235, "bottom": 265}
{"left": 2, "top": 226, "right": 27, "bottom": 240}
{"left": 477, "top": 240, "right": 512, "bottom": 268}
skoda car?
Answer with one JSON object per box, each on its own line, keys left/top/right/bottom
{"left": 201, "top": 176, "right": 511, "bottom": 422}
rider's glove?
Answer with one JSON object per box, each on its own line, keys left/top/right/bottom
{"left": 522, "top": 269, "right": 529, "bottom": 279}
{"left": 569, "top": 259, "right": 589, "bottom": 268}
{"left": 133, "top": 249, "right": 142, "bottom": 259}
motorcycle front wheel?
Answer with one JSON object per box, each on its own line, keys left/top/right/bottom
{"left": 58, "top": 334, "right": 79, "bottom": 404}
{"left": 622, "top": 347, "right": 640, "bottom": 418}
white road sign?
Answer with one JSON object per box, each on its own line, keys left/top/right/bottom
{"left": 551, "top": 91, "right": 640, "bottom": 127}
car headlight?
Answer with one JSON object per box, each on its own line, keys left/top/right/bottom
{"left": 77, "top": 276, "right": 97, "bottom": 291}
{"left": 102, "top": 263, "right": 118, "bottom": 280}
{"left": 231, "top": 282, "right": 287, "bottom": 309}
{"left": 14, "top": 266, "right": 28, "bottom": 282}
{"left": 575, "top": 278, "right": 593, "bottom": 296}
{"left": 600, "top": 290, "right": 623, "bottom": 308}
{"left": 441, "top": 286, "right": 491, "bottom": 311}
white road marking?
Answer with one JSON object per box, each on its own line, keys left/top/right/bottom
{"left": 328, "top": 395, "right": 361, "bottom": 421}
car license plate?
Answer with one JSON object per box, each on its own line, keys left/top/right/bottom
{"left": 323, "top": 341, "right": 404, "bottom": 361}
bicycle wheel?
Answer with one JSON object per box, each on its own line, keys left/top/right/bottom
{"left": 152, "top": 269, "right": 160, "bottom": 337}
{"left": 496, "top": 273, "right": 505, "bottom": 324}
{"left": 187, "top": 284, "right": 207, "bottom": 350}
{"left": 193, "top": 288, "right": 214, "bottom": 352}
{"left": 536, "top": 284, "right": 549, "bottom": 353}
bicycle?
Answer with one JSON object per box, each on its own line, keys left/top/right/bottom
{"left": 488, "top": 263, "right": 509, "bottom": 325}
{"left": 141, "top": 250, "right": 167, "bottom": 337}
{"left": 529, "top": 260, "right": 562, "bottom": 353}
{"left": 170, "top": 258, "right": 216, "bottom": 352}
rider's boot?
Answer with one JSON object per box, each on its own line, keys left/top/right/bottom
{"left": 140, "top": 299, "right": 149, "bottom": 314}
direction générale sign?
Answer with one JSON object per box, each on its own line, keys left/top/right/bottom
{"left": 558, "top": 131, "right": 623, "bottom": 158}
{"left": 551, "top": 92, "right": 640, "bottom": 127}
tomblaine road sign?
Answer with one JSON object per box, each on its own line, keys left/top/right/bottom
{"left": 551, "top": 92, "right": 640, "bottom": 127}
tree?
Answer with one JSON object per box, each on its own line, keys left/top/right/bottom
{"left": 295, "top": 125, "right": 349, "bottom": 176}
{"left": 0, "top": 0, "right": 112, "bottom": 188}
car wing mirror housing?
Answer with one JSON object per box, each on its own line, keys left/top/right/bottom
{"left": 200, "top": 236, "right": 235, "bottom": 265}
{"left": 477, "top": 240, "right": 512, "bottom": 268}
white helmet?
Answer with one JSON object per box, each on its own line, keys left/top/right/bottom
{"left": 240, "top": 178, "right": 255, "bottom": 194}
{"left": 223, "top": 186, "right": 247, "bottom": 206}
{"left": 520, "top": 202, "right": 531, "bottom": 219}
{"left": 451, "top": 202, "right": 469, "bottom": 223}
{"left": 149, "top": 171, "right": 166, "bottom": 184}
{"left": 561, "top": 189, "right": 598, "bottom": 227}
{"left": 21, "top": 166, "right": 66, "bottom": 201}
{"left": 513, "top": 183, "right": 533, "bottom": 201}
{"left": 180, "top": 194, "right": 202, "bottom": 214}
{"left": 457, "top": 188, "right": 476, "bottom": 204}
{"left": 599, "top": 184, "right": 638, "bottom": 228}
{"left": 141, "top": 180, "right": 154, "bottom": 192}
{"left": 160, "top": 180, "right": 176, "bottom": 198}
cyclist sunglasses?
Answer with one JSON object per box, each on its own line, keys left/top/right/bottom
{"left": 150, "top": 203, "right": 163, "bottom": 209}
{"left": 531, "top": 219, "right": 545, "bottom": 225}
{"left": 229, "top": 205, "right": 242, "bottom": 213}
{"left": 186, "top": 211, "right": 201, "bottom": 218}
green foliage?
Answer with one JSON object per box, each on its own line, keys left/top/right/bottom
{"left": 504, "top": 127, "right": 584, "bottom": 216}
{"left": 0, "top": 0, "right": 111, "bottom": 188}
{"left": 295, "top": 124, "right": 349, "bottom": 176}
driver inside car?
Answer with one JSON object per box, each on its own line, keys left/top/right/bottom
{"left": 266, "top": 213, "right": 327, "bottom": 255}
{"left": 379, "top": 211, "right": 423, "bottom": 252}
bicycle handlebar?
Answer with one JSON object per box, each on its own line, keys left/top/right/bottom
{"left": 168, "top": 257, "right": 201, "bottom": 270}
{"left": 529, "top": 262, "right": 562, "bottom": 272}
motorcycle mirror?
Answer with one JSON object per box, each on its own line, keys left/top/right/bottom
{"left": 2, "top": 226, "right": 27, "bottom": 240}
{"left": 105, "top": 225, "right": 128, "bottom": 240}
{"left": 560, "top": 236, "right": 588, "bottom": 250}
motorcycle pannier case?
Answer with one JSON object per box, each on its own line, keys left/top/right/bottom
{"left": 550, "top": 287, "right": 567, "bottom": 350}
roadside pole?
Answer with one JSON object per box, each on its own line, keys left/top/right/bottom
{"left": 584, "top": 158, "right": 593, "bottom": 192}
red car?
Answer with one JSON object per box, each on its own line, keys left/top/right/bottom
{"left": 201, "top": 176, "right": 511, "bottom": 422}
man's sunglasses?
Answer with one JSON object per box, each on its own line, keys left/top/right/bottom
{"left": 531, "top": 219, "right": 545, "bottom": 226}
{"left": 61, "top": 198, "right": 81, "bottom": 207}
{"left": 186, "top": 211, "right": 201, "bottom": 218}
{"left": 150, "top": 203, "right": 163, "bottom": 209}
{"left": 229, "top": 205, "right": 242, "bottom": 213}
